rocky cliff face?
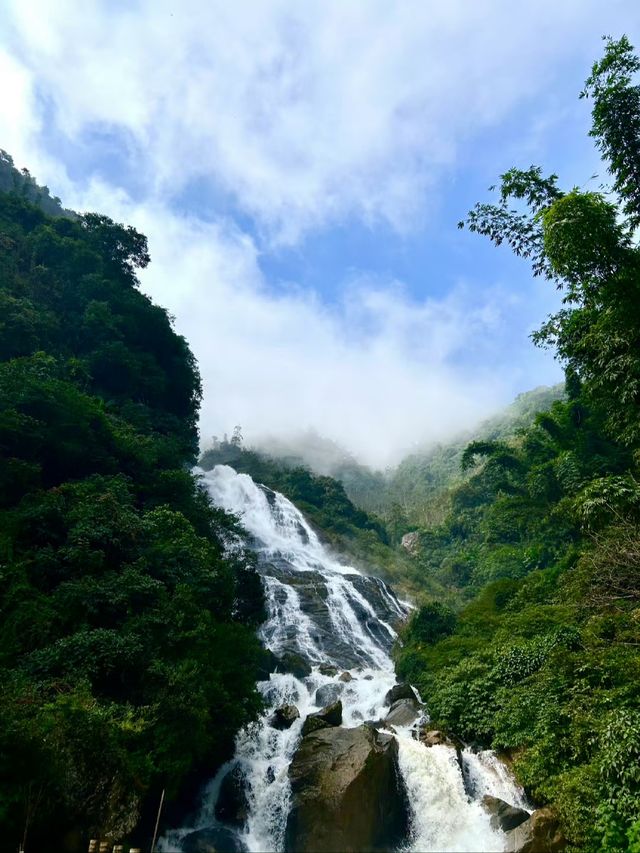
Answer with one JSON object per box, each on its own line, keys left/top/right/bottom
{"left": 285, "top": 723, "right": 409, "bottom": 853}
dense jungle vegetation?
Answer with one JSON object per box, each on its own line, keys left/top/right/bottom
{"left": 0, "top": 165, "right": 264, "bottom": 850}
{"left": 396, "top": 36, "right": 640, "bottom": 852}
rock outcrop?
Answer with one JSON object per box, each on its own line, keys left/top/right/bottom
{"left": 314, "top": 683, "right": 343, "bottom": 707}
{"left": 481, "top": 795, "right": 530, "bottom": 832}
{"left": 301, "top": 700, "right": 343, "bottom": 737}
{"left": 504, "top": 807, "right": 566, "bottom": 852}
{"left": 384, "top": 682, "right": 417, "bottom": 705}
{"left": 215, "top": 764, "right": 248, "bottom": 827}
{"left": 401, "top": 531, "right": 420, "bottom": 555}
{"left": 279, "top": 651, "right": 312, "bottom": 679}
{"left": 385, "top": 698, "right": 421, "bottom": 727}
{"left": 285, "top": 723, "right": 409, "bottom": 852}
{"left": 271, "top": 704, "right": 301, "bottom": 730}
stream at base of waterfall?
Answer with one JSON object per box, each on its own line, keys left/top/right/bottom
{"left": 159, "top": 465, "right": 529, "bottom": 853}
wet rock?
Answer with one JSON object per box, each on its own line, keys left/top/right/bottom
{"left": 338, "top": 671, "right": 353, "bottom": 682}
{"left": 266, "top": 765, "right": 276, "bottom": 784}
{"left": 278, "top": 651, "right": 312, "bottom": 679}
{"left": 215, "top": 764, "right": 248, "bottom": 827}
{"left": 481, "top": 795, "right": 530, "bottom": 832}
{"left": 385, "top": 682, "right": 417, "bottom": 706}
{"left": 319, "top": 664, "right": 339, "bottom": 677}
{"left": 182, "top": 825, "right": 247, "bottom": 852}
{"left": 255, "top": 647, "right": 280, "bottom": 680}
{"left": 504, "top": 807, "right": 566, "bottom": 852}
{"left": 418, "top": 726, "right": 463, "bottom": 751}
{"left": 314, "top": 683, "right": 343, "bottom": 707}
{"left": 286, "top": 723, "right": 409, "bottom": 852}
{"left": 385, "top": 698, "right": 421, "bottom": 727}
{"left": 271, "top": 704, "right": 300, "bottom": 730}
{"left": 419, "top": 728, "right": 449, "bottom": 747}
{"left": 301, "top": 700, "right": 342, "bottom": 737}
{"left": 302, "top": 715, "right": 331, "bottom": 736}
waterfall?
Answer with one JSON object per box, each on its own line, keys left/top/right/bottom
{"left": 159, "top": 465, "right": 528, "bottom": 853}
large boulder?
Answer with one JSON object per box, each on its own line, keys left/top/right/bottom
{"left": 504, "top": 807, "right": 566, "bottom": 852}
{"left": 182, "top": 825, "right": 247, "bottom": 852}
{"left": 481, "top": 795, "right": 530, "bottom": 832}
{"left": 271, "top": 704, "right": 300, "bottom": 730}
{"left": 215, "top": 764, "right": 248, "bottom": 827}
{"left": 279, "top": 651, "right": 312, "bottom": 679}
{"left": 301, "top": 700, "right": 342, "bottom": 737}
{"left": 384, "top": 682, "right": 416, "bottom": 706}
{"left": 419, "top": 728, "right": 450, "bottom": 747}
{"left": 385, "top": 698, "right": 421, "bottom": 727}
{"left": 285, "top": 724, "right": 409, "bottom": 852}
{"left": 315, "top": 683, "right": 343, "bottom": 707}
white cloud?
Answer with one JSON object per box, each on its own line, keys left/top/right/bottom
{"left": 2, "top": 1, "right": 637, "bottom": 463}
{"left": 4, "top": 0, "right": 639, "bottom": 241}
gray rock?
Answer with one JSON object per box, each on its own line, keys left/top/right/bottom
{"left": 286, "top": 723, "right": 409, "bottom": 852}
{"left": 301, "top": 715, "right": 331, "bottom": 736}
{"left": 385, "top": 698, "right": 421, "bottom": 727}
{"left": 314, "top": 683, "right": 343, "bottom": 707}
{"left": 401, "top": 531, "right": 420, "bottom": 555}
{"left": 338, "top": 671, "right": 353, "bottom": 682}
{"left": 319, "top": 664, "right": 339, "bottom": 677}
{"left": 385, "top": 682, "right": 417, "bottom": 706}
{"left": 504, "top": 807, "right": 566, "bottom": 852}
{"left": 215, "top": 764, "right": 248, "bottom": 828}
{"left": 270, "top": 704, "right": 300, "bottom": 730}
{"left": 301, "top": 700, "right": 342, "bottom": 737}
{"left": 278, "top": 651, "right": 312, "bottom": 679}
{"left": 481, "top": 795, "right": 530, "bottom": 832}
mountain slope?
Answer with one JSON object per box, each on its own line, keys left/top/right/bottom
{"left": 0, "top": 173, "right": 263, "bottom": 848}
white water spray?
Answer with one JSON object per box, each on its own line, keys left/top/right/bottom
{"left": 160, "top": 465, "right": 527, "bottom": 852}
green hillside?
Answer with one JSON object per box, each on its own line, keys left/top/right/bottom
{"left": 0, "top": 168, "right": 263, "bottom": 848}
{"left": 397, "top": 38, "right": 640, "bottom": 852}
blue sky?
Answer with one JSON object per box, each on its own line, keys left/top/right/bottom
{"left": 1, "top": 1, "right": 639, "bottom": 465}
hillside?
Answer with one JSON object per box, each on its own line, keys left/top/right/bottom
{"left": 253, "top": 384, "right": 564, "bottom": 525}
{"left": 0, "top": 176, "right": 263, "bottom": 848}
{"left": 397, "top": 38, "right": 640, "bottom": 853}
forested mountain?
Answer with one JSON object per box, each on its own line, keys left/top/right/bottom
{"left": 0, "top": 165, "right": 263, "bottom": 849}
{"left": 252, "top": 384, "right": 564, "bottom": 524}
{"left": 398, "top": 37, "right": 640, "bottom": 852}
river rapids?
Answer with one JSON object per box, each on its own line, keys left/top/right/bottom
{"left": 159, "top": 465, "right": 528, "bottom": 852}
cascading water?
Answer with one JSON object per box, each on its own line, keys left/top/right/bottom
{"left": 159, "top": 465, "right": 528, "bottom": 853}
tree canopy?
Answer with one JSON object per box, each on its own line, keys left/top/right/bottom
{"left": 0, "top": 180, "right": 263, "bottom": 849}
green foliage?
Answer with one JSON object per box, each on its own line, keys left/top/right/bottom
{"left": 406, "top": 602, "right": 456, "bottom": 645}
{"left": 398, "top": 36, "right": 640, "bottom": 851}
{"left": 0, "top": 187, "right": 263, "bottom": 847}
